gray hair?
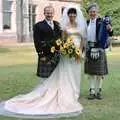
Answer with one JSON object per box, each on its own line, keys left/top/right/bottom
{"left": 87, "top": 3, "right": 99, "bottom": 12}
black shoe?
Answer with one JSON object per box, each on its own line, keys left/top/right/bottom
{"left": 96, "top": 92, "right": 103, "bottom": 100}
{"left": 88, "top": 88, "right": 96, "bottom": 100}
{"left": 96, "top": 89, "right": 103, "bottom": 100}
{"left": 88, "top": 94, "right": 96, "bottom": 100}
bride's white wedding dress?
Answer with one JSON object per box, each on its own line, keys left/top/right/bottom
{"left": 0, "top": 27, "right": 83, "bottom": 118}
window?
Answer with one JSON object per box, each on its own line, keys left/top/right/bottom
{"left": 3, "top": 0, "right": 13, "bottom": 29}
{"left": 29, "top": 4, "right": 36, "bottom": 31}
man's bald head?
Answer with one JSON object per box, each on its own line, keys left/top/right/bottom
{"left": 44, "top": 6, "right": 55, "bottom": 21}
{"left": 44, "top": 6, "right": 54, "bottom": 12}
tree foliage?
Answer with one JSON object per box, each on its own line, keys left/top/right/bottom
{"left": 82, "top": 0, "right": 120, "bottom": 36}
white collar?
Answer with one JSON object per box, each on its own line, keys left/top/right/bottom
{"left": 45, "top": 19, "right": 53, "bottom": 24}
{"left": 45, "top": 19, "right": 54, "bottom": 29}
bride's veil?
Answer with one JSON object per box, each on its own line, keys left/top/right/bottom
{"left": 60, "top": 3, "right": 87, "bottom": 38}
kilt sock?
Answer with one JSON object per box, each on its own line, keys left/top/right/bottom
{"left": 88, "top": 75, "right": 96, "bottom": 94}
{"left": 95, "top": 76, "right": 103, "bottom": 93}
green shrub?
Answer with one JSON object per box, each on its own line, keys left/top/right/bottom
{"left": 82, "top": 0, "right": 120, "bottom": 36}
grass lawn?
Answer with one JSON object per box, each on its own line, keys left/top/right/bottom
{"left": 0, "top": 44, "right": 120, "bottom": 120}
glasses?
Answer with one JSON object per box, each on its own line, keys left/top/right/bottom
{"left": 68, "top": 14, "right": 77, "bottom": 17}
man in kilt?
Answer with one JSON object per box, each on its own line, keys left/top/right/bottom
{"left": 84, "top": 3, "right": 113, "bottom": 100}
{"left": 33, "top": 6, "right": 61, "bottom": 81}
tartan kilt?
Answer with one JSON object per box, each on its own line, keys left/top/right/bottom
{"left": 84, "top": 49, "right": 108, "bottom": 75}
{"left": 37, "top": 54, "right": 60, "bottom": 78}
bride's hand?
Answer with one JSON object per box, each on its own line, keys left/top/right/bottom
{"left": 75, "top": 50, "right": 82, "bottom": 63}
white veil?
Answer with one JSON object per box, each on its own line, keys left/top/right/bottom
{"left": 61, "top": 3, "right": 87, "bottom": 38}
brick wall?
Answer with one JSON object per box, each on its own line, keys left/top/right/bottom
{"left": 33, "top": 0, "right": 74, "bottom": 22}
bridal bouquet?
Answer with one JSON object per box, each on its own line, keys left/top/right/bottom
{"left": 51, "top": 37, "right": 81, "bottom": 59}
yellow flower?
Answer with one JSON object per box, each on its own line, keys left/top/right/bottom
{"left": 67, "top": 37, "right": 73, "bottom": 44}
{"left": 61, "top": 49, "right": 67, "bottom": 55}
{"left": 51, "top": 46, "right": 56, "bottom": 53}
{"left": 75, "top": 48, "right": 81, "bottom": 56}
{"left": 68, "top": 49, "right": 73, "bottom": 54}
{"left": 63, "top": 43, "right": 68, "bottom": 48}
{"left": 56, "top": 39, "right": 62, "bottom": 46}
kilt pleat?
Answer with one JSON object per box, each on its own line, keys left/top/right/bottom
{"left": 84, "top": 49, "right": 108, "bottom": 75}
{"left": 37, "top": 54, "right": 60, "bottom": 78}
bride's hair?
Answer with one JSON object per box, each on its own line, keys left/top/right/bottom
{"left": 67, "top": 8, "right": 77, "bottom": 15}
{"left": 61, "top": 3, "right": 87, "bottom": 39}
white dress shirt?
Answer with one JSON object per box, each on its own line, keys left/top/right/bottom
{"left": 87, "top": 18, "right": 96, "bottom": 42}
{"left": 46, "top": 19, "right": 54, "bottom": 29}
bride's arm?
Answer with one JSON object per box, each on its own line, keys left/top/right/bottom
{"left": 80, "top": 29, "right": 87, "bottom": 53}
{"left": 80, "top": 36, "right": 85, "bottom": 54}
{"left": 76, "top": 34, "right": 86, "bottom": 63}
{"left": 80, "top": 36, "right": 83, "bottom": 50}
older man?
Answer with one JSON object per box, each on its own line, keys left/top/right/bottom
{"left": 33, "top": 6, "right": 61, "bottom": 80}
{"left": 84, "top": 3, "right": 113, "bottom": 100}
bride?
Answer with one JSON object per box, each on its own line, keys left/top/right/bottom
{"left": 0, "top": 3, "right": 87, "bottom": 118}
